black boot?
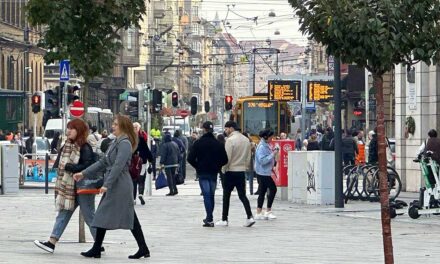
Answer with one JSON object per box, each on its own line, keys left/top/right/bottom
{"left": 138, "top": 195, "right": 145, "bottom": 205}
{"left": 81, "top": 247, "right": 101, "bottom": 258}
{"left": 81, "top": 227, "right": 106, "bottom": 258}
{"left": 129, "top": 212, "right": 150, "bottom": 259}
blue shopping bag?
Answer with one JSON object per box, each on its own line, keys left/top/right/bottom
{"left": 155, "top": 170, "right": 168, "bottom": 190}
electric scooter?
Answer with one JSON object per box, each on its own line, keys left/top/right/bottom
{"left": 408, "top": 151, "right": 440, "bottom": 219}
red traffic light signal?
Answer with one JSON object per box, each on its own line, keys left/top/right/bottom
{"left": 32, "top": 94, "right": 41, "bottom": 113}
{"left": 225, "top": 95, "right": 233, "bottom": 111}
{"left": 171, "top": 91, "right": 179, "bottom": 107}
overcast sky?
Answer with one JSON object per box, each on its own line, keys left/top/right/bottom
{"left": 200, "top": 0, "right": 307, "bottom": 46}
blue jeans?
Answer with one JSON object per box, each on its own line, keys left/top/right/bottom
{"left": 50, "top": 194, "right": 96, "bottom": 241}
{"left": 198, "top": 175, "right": 217, "bottom": 222}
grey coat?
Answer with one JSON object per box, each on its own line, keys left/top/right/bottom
{"left": 82, "top": 135, "right": 134, "bottom": 230}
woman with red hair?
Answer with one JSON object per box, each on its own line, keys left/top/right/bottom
{"left": 34, "top": 118, "right": 99, "bottom": 254}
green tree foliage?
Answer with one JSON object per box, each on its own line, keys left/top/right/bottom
{"left": 288, "top": 1, "right": 440, "bottom": 263}
{"left": 26, "top": 0, "right": 146, "bottom": 108}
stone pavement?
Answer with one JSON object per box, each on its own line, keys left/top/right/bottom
{"left": 1, "top": 172, "right": 440, "bottom": 263}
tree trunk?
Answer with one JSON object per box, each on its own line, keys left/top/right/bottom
{"left": 373, "top": 73, "right": 394, "bottom": 264}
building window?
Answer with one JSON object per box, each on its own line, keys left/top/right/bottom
{"left": 127, "top": 28, "right": 134, "bottom": 51}
{"left": 192, "top": 6, "right": 198, "bottom": 17}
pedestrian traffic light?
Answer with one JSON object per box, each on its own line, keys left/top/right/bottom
{"left": 67, "top": 84, "right": 80, "bottom": 105}
{"left": 171, "top": 91, "right": 179, "bottom": 108}
{"left": 190, "top": 96, "right": 198, "bottom": 115}
{"left": 225, "top": 95, "right": 233, "bottom": 111}
{"left": 31, "top": 93, "right": 41, "bottom": 113}
{"left": 152, "top": 89, "right": 163, "bottom": 113}
{"left": 204, "top": 101, "right": 210, "bottom": 113}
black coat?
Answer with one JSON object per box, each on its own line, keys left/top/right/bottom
{"left": 55, "top": 143, "right": 95, "bottom": 173}
{"left": 136, "top": 133, "right": 153, "bottom": 164}
{"left": 187, "top": 132, "right": 228, "bottom": 179}
{"left": 307, "top": 141, "right": 320, "bottom": 151}
{"left": 368, "top": 135, "right": 378, "bottom": 163}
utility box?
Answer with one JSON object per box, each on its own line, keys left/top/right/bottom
{"left": 1, "top": 144, "right": 19, "bottom": 194}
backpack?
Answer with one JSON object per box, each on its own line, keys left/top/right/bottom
{"left": 129, "top": 153, "right": 143, "bottom": 179}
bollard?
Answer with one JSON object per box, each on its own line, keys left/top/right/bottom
{"left": 146, "top": 171, "right": 152, "bottom": 196}
{"left": 45, "top": 153, "right": 49, "bottom": 194}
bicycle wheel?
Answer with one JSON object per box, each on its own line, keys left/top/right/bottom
{"left": 363, "top": 166, "right": 378, "bottom": 200}
{"left": 344, "top": 166, "right": 359, "bottom": 202}
{"left": 359, "top": 164, "right": 374, "bottom": 200}
{"left": 372, "top": 170, "right": 402, "bottom": 201}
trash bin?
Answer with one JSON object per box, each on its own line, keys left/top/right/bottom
{"left": 1, "top": 144, "right": 19, "bottom": 194}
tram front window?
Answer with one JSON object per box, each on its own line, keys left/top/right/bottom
{"left": 243, "top": 101, "right": 278, "bottom": 137}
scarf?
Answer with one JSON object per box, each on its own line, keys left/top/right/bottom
{"left": 55, "top": 141, "right": 80, "bottom": 211}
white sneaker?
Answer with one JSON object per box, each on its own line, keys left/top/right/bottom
{"left": 264, "top": 211, "right": 277, "bottom": 220}
{"left": 215, "top": 220, "right": 229, "bottom": 226}
{"left": 255, "top": 213, "right": 268, "bottom": 220}
{"left": 244, "top": 217, "right": 256, "bottom": 227}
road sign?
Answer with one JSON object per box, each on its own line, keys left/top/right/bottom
{"left": 268, "top": 80, "right": 301, "bottom": 101}
{"left": 59, "top": 60, "right": 70, "bottom": 81}
{"left": 70, "top": 100, "right": 84, "bottom": 118}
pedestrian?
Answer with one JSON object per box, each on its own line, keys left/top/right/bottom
{"left": 216, "top": 121, "right": 255, "bottom": 227}
{"left": 160, "top": 133, "right": 181, "bottom": 196}
{"left": 279, "top": 132, "right": 288, "bottom": 140}
{"left": 295, "top": 128, "right": 303, "bottom": 150}
{"left": 87, "top": 126, "right": 101, "bottom": 152}
{"left": 173, "top": 130, "right": 186, "bottom": 181}
{"left": 301, "top": 139, "right": 308, "bottom": 151}
{"left": 129, "top": 151, "right": 143, "bottom": 204}
{"left": 0, "top": 129, "right": 5, "bottom": 140}
{"left": 12, "top": 131, "right": 26, "bottom": 154}
{"left": 96, "top": 129, "right": 108, "bottom": 156}
{"left": 177, "top": 130, "right": 188, "bottom": 180}
{"left": 5, "top": 131, "right": 13, "bottom": 141}
{"left": 307, "top": 134, "right": 320, "bottom": 151}
{"left": 150, "top": 137, "right": 158, "bottom": 180}
{"left": 188, "top": 131, "right": 200, "bottom": 180}
{"left": 133, "top": 122, "right": 153, "bottom": 205}
{"left": 243, "top": 132, "right": 257, "bottom": 195}
{"left": 25, "top": 133, "right": 34, "bottom": 158}
{"left": 254, "top": 129, "right": 279, "bottom": 220}
{"left": 368, "top": 128, "right": 378, "bottom": 164}
{"left": 320, "top": 127, "right": 334, "bottom": 151}
{"left": 34, "top": 119, "right": 97, "bottom": 254}
{"left": 425, "top": 129, "right": 440, "bottom": 163}
{"left": 187, "top": 121, "right": 228, "bottom": 227}
{"left": 342, "top": 130, "right": 359, "bottom": 165}
{"left": 73, "top": 115, "right": 150, "bottom": 259}
{"left": 217, "top": 134, "right": 226, "bottom": 186}
{"left": 50, "top": 132, "right": 61, "bottom": 154}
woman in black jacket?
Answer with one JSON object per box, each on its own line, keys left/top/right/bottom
{"left": 307, "top": 134, "right": 320, "bottom": 151}
{"left": 34, "top": 119, "right": 98, "bottom": 254}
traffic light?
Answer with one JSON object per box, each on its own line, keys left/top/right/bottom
{"left": 204, "top": 101, "right": 210, "bottom": 113}
{"left": 171, "top": 91, "right": 179, "bottom": 108}
{"left": 31, "top": 93, "right": 41, "bottom": 113}
{"left": 225, "top": 95, "right": 233, "bottom": 111}
{"left": 44, "top": 87, "right": 61, "bottom": 119}
{"left": 152, "top": 89, "right": 163, "bottom": 113}
{"left": 190, "top": 96, "right": 198, "bottom": 115}
{"left": 67, "top": 84, "right": 80, "bottom": 105}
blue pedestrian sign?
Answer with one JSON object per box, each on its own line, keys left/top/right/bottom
{"left": 59, "top": 60, "right": 70, "bottom": 81}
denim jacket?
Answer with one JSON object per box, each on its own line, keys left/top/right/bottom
{"left": 254, "top": 139, "right": 275, "bottom": 176}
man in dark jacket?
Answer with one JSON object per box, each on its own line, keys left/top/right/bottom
{"left": 368, "top": 129, "right": 378, "bottom": 164}
{"left": 160, "top": 133, "right": 181, "bottom": 196}
{"left": 133, "top": 122, "right": 153, "bottom": 205}
{"left": 342, "top": 130, "right": 358, "bottom": 165}
{"left": 425, "top": 129, "right": 440, "bottom": 164}
{"left": 188, "top": 121, "right": 228, "bottom": 227}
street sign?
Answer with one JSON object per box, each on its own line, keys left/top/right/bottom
{"left": 59, "top": 60, "right": 70, "bottom": 81}
{"left": 267, "top": 80, "right": 301, "bottom": 101}
{"left": 307, "top": 80, "right": 334, "bottom": 102}
{"left": 70, "top": 100, "right": 84, "bottom": 118}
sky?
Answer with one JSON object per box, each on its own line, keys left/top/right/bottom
{"left": 200, "top": 0, "right": 308, "bottom": 46}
